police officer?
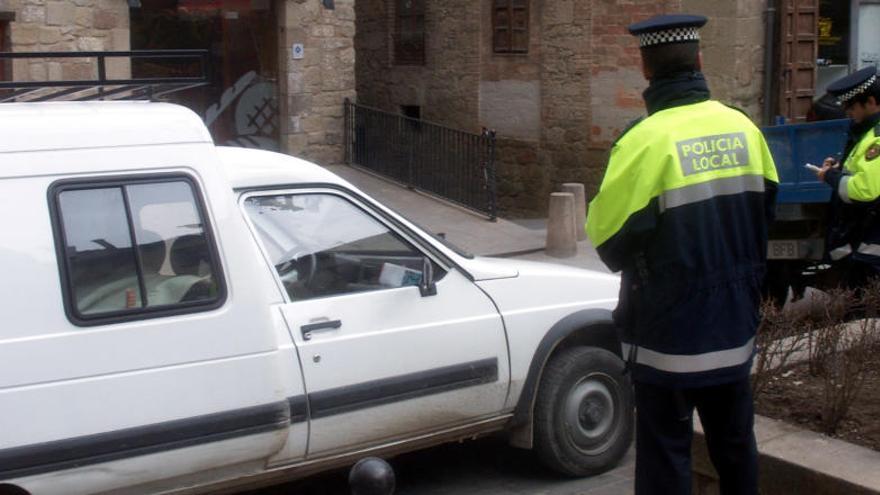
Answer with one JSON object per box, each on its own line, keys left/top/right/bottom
{"left": 813, "top": 67, "right": 880, "bottom": 286}
{"left": 585, "top": 14, "right": 779, "bottom": 495}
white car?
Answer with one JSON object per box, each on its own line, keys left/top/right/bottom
{"left": 0, "top": 102, "right": 628, "bottom": 495}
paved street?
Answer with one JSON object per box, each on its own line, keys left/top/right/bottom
{"left": 242, "top": 165, "right": 632, "bottom": 495}
{"left": 248, "top": 438, "right": 634, "bottom": 495}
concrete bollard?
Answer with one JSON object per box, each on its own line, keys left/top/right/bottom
{"left": 560, "top": 183, "right": 587, "bottom": 241}
{"left": 546, "top": 192, "right": 577, "bottom": 258}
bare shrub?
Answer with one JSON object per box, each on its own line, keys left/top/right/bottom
{"left": 751, "top": 300, "right": 810, "bottom": 397}
{"left": 815, "top": 283, "right": 880, "bottom": 435}
{"left": 861, "top": 278, "right": 880, "bottom": 319}
{"left": 820, "top": 319, "right": 877, "bottom": 434}
{"left": 806, "top": 288, "right": 852, "bottom": 377}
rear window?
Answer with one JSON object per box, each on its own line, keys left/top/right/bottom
{"left": 51, "top": 175, "right": 225, "bottom": 325}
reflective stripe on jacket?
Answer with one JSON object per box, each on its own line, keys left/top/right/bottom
{"left": 586, "top": 100, "right": 779, "bottom": 387}
{"left": 832, "top": 122, "right": 880, "bottom": 267}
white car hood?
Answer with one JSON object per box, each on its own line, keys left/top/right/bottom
{"left": 460, "top": 256, "right": 520, "bottom": 281}
{"left": 463, "top": 256, "right": 619, "bottom": 288}
{"left": 471, "top": 257, "right": 621, "bottom": 314}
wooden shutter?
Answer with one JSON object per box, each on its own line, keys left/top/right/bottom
{"left": 0, "top": 21, "right": 7, "bottom": 81}
{"left": 394, "top": 0, "right": 425, "bottom": 65}
{"left": 493, "top": 0, "right": 529, "bottom": 54}
{"left": 779, "top": 0, "right": 819, "bottom": 122}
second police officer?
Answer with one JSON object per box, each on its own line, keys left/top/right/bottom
{"left": 813, "top": 66, "right": 880, "bottom": 287}
{"left": 585, "top": 14, "right": 779, "bottom": 495}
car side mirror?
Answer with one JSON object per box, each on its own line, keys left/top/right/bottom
{"left": 419, "top": 257, "right": 437, "bottom": 297}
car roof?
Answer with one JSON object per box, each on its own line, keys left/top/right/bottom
{"left": 216, "top": 146, "right": 348, "bottom": 190}
{"left": 0, "top": 101, "right": 212, "bottom": 154}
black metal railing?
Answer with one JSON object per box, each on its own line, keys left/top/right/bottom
{"left": 0, "top": 50, "right": 209, "bottom": 102}
{"left": 345, "top": 99, "right": 498, "bottom": 220}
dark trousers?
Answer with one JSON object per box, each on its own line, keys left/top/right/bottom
{"left": 837, "top": 258, "right": 879, "bottom": 290}
{"left": 634, "top": 378, "right": 758, "bottom": 495}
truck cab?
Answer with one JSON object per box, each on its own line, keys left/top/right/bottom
{"left": 763, "top": 118, "right": 850, "bottom": 302}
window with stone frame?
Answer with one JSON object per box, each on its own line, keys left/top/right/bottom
{"left": 394, "top": 0, "right": 425, "bottom": 65}
{"left": 493, "top": 0, "right": 529, "bottom": 54}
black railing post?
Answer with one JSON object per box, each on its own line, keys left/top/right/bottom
{"left": 484, "top": 128, "right": 498, "bottom": 222}
{"left": 343, "top": 100, "right": 498, "bottom": 220}
{"left": 407, "top": 119, "right": 415, "bottom": 188}
{"left": 96, "top": 54, "right": 106, "bottom": 99}
{"left": 344, "top": 98, "right": 351, "bottom": 165}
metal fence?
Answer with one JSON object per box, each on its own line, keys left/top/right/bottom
{"left": 344, "top": 99, "right": 498, "bottom": 220}
{"left": 0, "top": 50, "right": 209, "bottom": 102}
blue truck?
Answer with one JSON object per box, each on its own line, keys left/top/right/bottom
{"left": 761, "top": 118, "right": 851, "bottom": 302}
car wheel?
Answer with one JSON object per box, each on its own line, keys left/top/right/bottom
{"left": 534, "top": 346, "right": 633, "bottom": 477}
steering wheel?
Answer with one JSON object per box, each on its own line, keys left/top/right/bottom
{"left": 276, "top": 248, "right": 317, "bottom": 288}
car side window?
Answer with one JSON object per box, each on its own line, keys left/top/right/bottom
{"left": 243, "top": 193, "right": 444, "bottom": 302}
{"left": 53, "top": 177, "right": 224, "bottom": 323}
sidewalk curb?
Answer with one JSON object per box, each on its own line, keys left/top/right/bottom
{"left": 692, "top": 414, "right": 880, "bottom": 494}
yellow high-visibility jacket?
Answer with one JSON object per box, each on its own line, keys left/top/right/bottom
{"left": 586, "top": 100, "right": 779, "bottom": 386}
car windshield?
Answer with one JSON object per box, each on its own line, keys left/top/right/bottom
{"left": 369, "top": 202, "right": 475, "bottom": 259}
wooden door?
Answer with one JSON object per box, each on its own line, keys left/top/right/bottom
{"left": 779, "top": 0, "right": 819, "bottom": 122}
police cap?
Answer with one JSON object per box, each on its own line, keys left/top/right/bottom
{"left": 628, "top": 14, "right": 708, "bottom": 48}
{"left": 826, "top": 66, "right": 878, "bottom": 104}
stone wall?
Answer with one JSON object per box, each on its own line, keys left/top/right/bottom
{"left": 494, "top": 138, "right": 541, "bottom": 216}
{"left": 477, "top": 0, "right": 544, "bottom": 213}
{"left": 588, "top": 0, "right": 681, "bottom": 148}
{"left": 684, "top": 0, "right": 768, "bottom": 122}
{"left": 478, "top": 0, "right": 543, "bottom": 142}
{"left": 482, "top": 0, "right": 597, "bottom": 214}
{"left": 355, "top": 0, "right": 481, "bottom": 131}
{"left": 538, "top": 0, "right": 592, "bottom": 207}
{"left": 0, "top": 0, "right": 130, "bottom": 81}
{"left": 586, "top": 0, "right": 769, "bottom": 193}
{"left": 279, "top": 0, "right": 357, "bottom": 165}
{"left": 588, "top": 0, "right": 769, "bottom": 142}
{"left": 353, "top": 0, "right": 389, "bottom": 107}
{"left": 355, "top": 0, "right": 769, "bottom": 215}
{"left": 494, "top": 0, "right": 684, "bottom": 212}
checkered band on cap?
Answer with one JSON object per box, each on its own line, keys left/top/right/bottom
{"left": 638, "top": 27, "right": 700, "bottom": 48}
{"left": 839, "top": 74, "right": 878, "bottom": 103}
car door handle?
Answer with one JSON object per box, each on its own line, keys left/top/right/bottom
{"left": 301, "top": 319, "right": 342, "bottom": 340}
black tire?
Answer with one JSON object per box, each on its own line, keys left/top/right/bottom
{"left": 533, "top": 346, "right": 633, "bottom": 477}
{"left": 763, "top": 261, "right": 792, "bottom": 308}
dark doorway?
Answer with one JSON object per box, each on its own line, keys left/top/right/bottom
{"left": 0, "top": 16, "right": 11, "bottom": 81}
{"left": 130, "top": 0, "right": 279, "bottom": 150}
{"left": 401, "top": 105, "right": 421, "bottom": 120}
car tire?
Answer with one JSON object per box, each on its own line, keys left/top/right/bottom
{"left": 533, "top": 346, "right": 633, "bottom": 477}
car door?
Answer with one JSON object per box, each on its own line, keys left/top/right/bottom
{"left": 239, "top": 187, "right": 510, "bottom": 456}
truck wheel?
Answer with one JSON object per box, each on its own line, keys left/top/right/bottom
{"left": 534, "top": 346, "right": 633, "bottom": 477}
{"left": 764, "top": 261, "right": 792, "bottom": 307}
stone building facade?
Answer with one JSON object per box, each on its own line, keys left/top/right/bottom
{"left": 0, "top": 0, "right": 131, "bottom": 81}
{"left": 356, "top": 0, "right": 769, "bottom": 214}
{"left": 0, "top": 0, "right": 356, "bottom": 167}
{"left": 0, "top": 0, "right": 771, "bottom": 214}
{"left": 279, "top": 0, "right": 357, "bottom": 166}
